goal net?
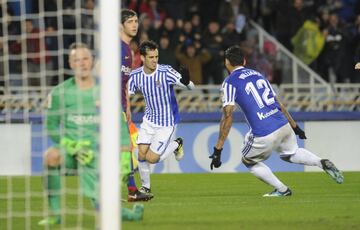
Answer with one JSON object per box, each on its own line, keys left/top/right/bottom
{"left": 0, "top": 0, "right": 120, "bottom": 229}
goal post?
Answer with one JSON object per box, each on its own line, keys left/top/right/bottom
{"left": 99, "top": 0, "right": 121, "bottom": 229}
{"left": 0, "top": 0, "right": 122, "bottom": 229}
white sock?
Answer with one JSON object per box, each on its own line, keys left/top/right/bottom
{"left": 137, "top": 160, "right": 151, "bottom": 189}
{"left": 289, "top": 148, "right": 322, "bottom": 167}
{"left": 248, "top": 162, "right": 288, "bottom": 192}
{"left": 158, "top": 141, "right": 178, "bottom": 162}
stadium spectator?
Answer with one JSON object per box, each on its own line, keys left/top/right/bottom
{"left": 38, "top": 43, "right": 144, "bottom": 226}
{"left": 253, "top": 0, "right": 277, "bottom": 35}
{"left": 221, "top": 21, "right": 246, "bottom": 49}
{"left": 291, "top": 16, "right": 325, "bottom": 66}
{"left": 81, "top": 0, "right": 95, "bottom": 49}
{"left": 289, "top": 0, "right": 313, "bottom": 38}
{"left": 5, "top": 7, "right": 22, "bottom": 77}
{"left": 210, "top": 45, "right": 344, "bottom": 197}
{"left": 10, "top": 19, "right": 52, "bottom": 86}
{"left": 44, "top": 26, "right": 59, "bottom": 85}
{"left": 139, "top": 0, "right": 166, "bottom": 23}
{"left": 202, "top": 21, "right": 225, "bottom": 84}
{"left": 138, "top": 13, "right": 159, "bottom": 42}
{"left": 44, "top": 0, "right": 57, "bottom": 29}
{"left": 175, "top": 40, "right": 211, "bottom": 85}
{"left": 160, "top": 0, "right": 187, "bottom": 21}
{"left": 190, "top": 13, "right": 203, "bottom": 39}
{"left": 244, "top": 44, "right": 274, "bottom": 83}
{"left": 129, "top": 40, "right": 194, "bottom": 196}
{"left": 318, "top": 13, "right": 348, "bottom": 82}
{"left": 158, "top": 35, "right": 177, "bottom": 67}
{"left": 179, "top": 20, "right": 197, "bottom": 45}
{"left": 157, "top": 17, "right": 181, "bottom": 48}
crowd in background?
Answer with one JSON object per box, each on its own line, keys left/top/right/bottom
{"left": 1, "top": 0, "right": 360, "bottom": 89}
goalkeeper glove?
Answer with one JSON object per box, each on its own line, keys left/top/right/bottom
{"left": 209, "top": 147, "right": 222, "bottom": 170}
{"left": 60, "top": 137, "right": 78, "bottom": 156}
{"left": 60, "top": 138, "right": 94, "bottom": 165}
{"left": 179, "top": 66, "right": 190, "bottom": 86}
{"left": 293, "top": 125, "right": 307, "bottom": 139}
{"left": 76, "top": 148, "right": 94, "bottom": 166}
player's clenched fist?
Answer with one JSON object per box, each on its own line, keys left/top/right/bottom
{"left": 355, "top": 62, "right": 360, "bottom": 70}
{"left": 209, "top": 147, "right": 222, "bottom": 170}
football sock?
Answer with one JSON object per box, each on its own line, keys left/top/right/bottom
{"left": 289, "top": 148, "right": 322, "bottom": 167}
{"left": 46, "top": 166, "right": 61, "bottom": 215}
{"left": 248, "top": 162, "right": 288, "bottom": 192}
{"left": 158, "top": 141, "right": 178, "bottom": 162}
{"left": 127, "top": 154, "right": 137, "bottom": 193}
{"left": 138, "top": 159, "right": 151, "bottom": 189}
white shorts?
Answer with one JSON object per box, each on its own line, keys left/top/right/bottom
{"left": 136, "top": 118, "right": 177, "bottom": 155}
{"left": 242, "top": 123, "right": 298, "bottom": 165}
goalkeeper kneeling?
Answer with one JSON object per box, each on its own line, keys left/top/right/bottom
{"left": 38, "top": 42, "right": 143, "bottom": 226}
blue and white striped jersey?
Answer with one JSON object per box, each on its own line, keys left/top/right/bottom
{"left": 221, "top": 66, "right": 288, "bottom": 137}
{"left": 128, "top": 64, "right": 182, "bottom": 127}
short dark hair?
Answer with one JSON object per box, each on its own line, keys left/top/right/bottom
{"left": 139, "top": 40, "right": 158, "bottom": 56}
{"left": 121, "top": 9, "right": 137, "bottom": 24}
{"left": 224, "top": 45, "right": 245, "bottom": 66}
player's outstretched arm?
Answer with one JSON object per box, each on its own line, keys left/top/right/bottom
{"left": 276, "top": 96, "right": 307, "bottom": 139}
{"left": 178, "top": 66, "right": 195, "bottom": 89}
{"left": 209, "top": 105, "right": 235, "bottom": 170}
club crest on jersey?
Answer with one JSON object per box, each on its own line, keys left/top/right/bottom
{"left": 156, "top": 80, "right": 161, "bottom": 87}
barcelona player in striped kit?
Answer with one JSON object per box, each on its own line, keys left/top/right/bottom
{"left": 129, "top": 40, "right": 195, "bottom": 196}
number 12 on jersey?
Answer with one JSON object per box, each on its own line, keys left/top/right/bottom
{"left": 245, "top": 79, "right": 275, "bottom": 108}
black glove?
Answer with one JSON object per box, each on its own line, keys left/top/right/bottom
{"left": 209, "top": 147, "right": 222, "bottom": 170}
{"left": 293, "top": 125, "right": 307, "bottom": 139}
{"left": 179, "top": 66, "right": 190, "bottom": 85}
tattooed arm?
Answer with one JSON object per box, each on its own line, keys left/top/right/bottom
{"left": 215, "top": 105, "right": 235, "bottom": 150}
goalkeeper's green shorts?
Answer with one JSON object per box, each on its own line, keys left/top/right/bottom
{"left": 62, "top": 148, "right": 98, "bottom": 200}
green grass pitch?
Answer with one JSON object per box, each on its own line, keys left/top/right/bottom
{"left": 1, "top": 172, "right": 359, "bottom": 230}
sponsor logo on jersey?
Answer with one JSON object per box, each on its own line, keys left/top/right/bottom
{"left": 121, "top": 65, "right": 131, "bottom": 75}
{"left": 68, "top": 114, "right": 99, "bottom": 125}
{"left": 257, "top": 108, "right": 279, "bottom": 120}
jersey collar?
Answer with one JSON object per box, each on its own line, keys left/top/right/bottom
{"left": 231, "top": 66, "right": 244, "bottom": 73}
{"left": 142, "top": 64, "right": 158, "bottom": 76}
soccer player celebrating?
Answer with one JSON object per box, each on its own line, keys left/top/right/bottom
{"left": 120, "top": 9, "right": 153, "bottom": 202}
{"left": 210, "top": 45, "right": 344, "bottom": 197}
{"left": 38, "top": 43, "right": 144, "bottom": 226}
{"left": 128, "top": 40, "right": 194, "bottom": 195}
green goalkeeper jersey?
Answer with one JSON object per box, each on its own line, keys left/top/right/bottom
{"left": 46, "top": 77, "right": 99, "bottom": 146}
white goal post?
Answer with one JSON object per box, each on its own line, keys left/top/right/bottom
{"left": 0, "top": 0, "right": 122, "bottom": 229}
{"left": 99, "top": 0, "right": 121, "bottom": 230}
